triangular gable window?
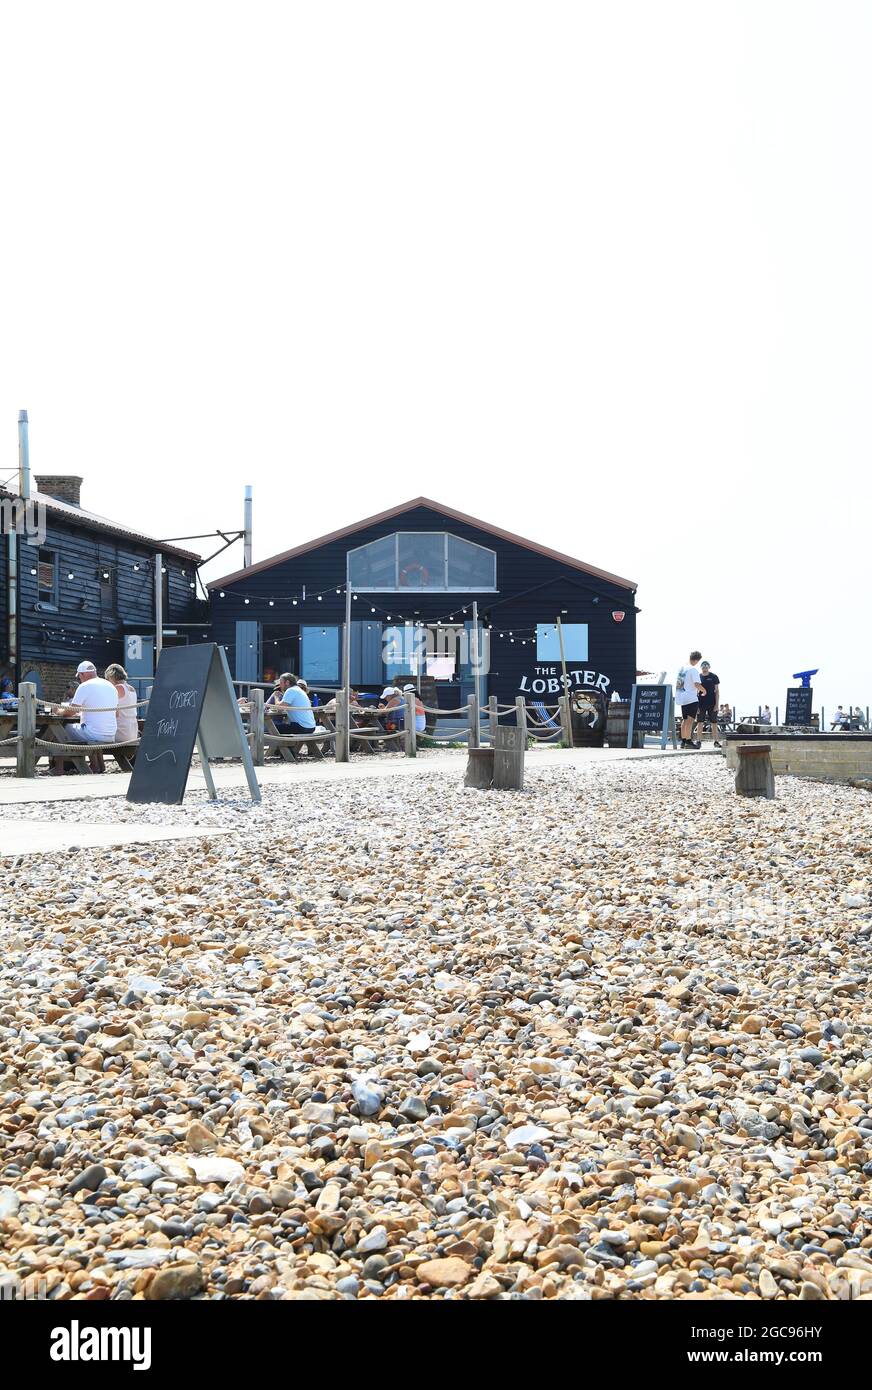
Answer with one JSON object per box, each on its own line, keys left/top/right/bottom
{"left": 347, "top": 532, "right": 496, "bottom": 591}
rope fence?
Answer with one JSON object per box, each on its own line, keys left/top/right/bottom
{"left": 32, "top": 738, "right": 140, "bottom": 755}
{"left": 5, "top": 683, "right": 591, "bottom": 777}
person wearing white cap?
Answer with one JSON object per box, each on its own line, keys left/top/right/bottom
{"left": 50, "top": 660, "right": 119, "bottom": 774}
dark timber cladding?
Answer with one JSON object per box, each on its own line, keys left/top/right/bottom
{"left": 208, "top": 498, "right": 638, "bottom": 710}
{"left": 0, "top": 483, "right": 207, "bottom": 698}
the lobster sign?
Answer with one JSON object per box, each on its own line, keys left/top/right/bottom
{"left": 612, "top": 611, "right": 625, "bottom": 623}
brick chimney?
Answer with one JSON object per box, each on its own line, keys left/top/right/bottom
{"left": 35, "top": 475, "right": 83, "bottom": 507}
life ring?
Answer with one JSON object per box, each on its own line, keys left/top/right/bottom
{"left": 399, "top": 562, "right": 429, "bottom": 588}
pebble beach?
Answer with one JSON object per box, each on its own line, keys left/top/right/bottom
{"left": 1, "top": 755, "right": 871, "bottom": 1302}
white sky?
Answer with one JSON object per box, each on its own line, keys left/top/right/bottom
{"left": 2, "top": 2, "right": 870, "bottom": 717}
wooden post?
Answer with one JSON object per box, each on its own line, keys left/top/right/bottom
{"left": 404, "top": 689, "right": 417, "bottom": 758}
{"left": 515, "top": 696, "right": 528, "bottom": 744}
{"left": 467, "top": 693, "right": 479, "bottom": 749}
{"left": 494, "top": 724, "right": 525, "bottom": 790}
{"left": 250, "top": 687, "right": 265, "bottom": 767}
{"left": 558, "top": 694, "right": 573, "bottom": 748}
{"left": 555, "top": 616, "right": 570, "bottom": 710}
{"left": 16, "top": 682, "right": 36, "bottom": 778}
{"left": 335, "top": 688, "right": 349, "bottom": 762}
{"left": 488, "top": 695, "right": 498, "bottom": 745}
{"left": 735, "top": 744, "right": 775, "bottom": 799}
{"left": 464, "top": 746, "right": 494, "bottom": 788}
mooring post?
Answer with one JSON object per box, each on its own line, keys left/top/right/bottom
{"left": 467, "top": 693, "right": 479, "bottom": 749}
{"left": 404, "top": 689, "right": 417, "bottom": 757}
{"left": 515, "top": 696, "right": 528, "bottom": 742}
{"left": 16, "top": 682, "right": 36, "bottom": 778}
{"left": 250, "top": 687, "right": 265, "bottom": 767}
{"left": 558, "top": 694, "right": 573, "bottom": 748}
{"left": 335, "top": 688, "right": 349, "bottom": 762}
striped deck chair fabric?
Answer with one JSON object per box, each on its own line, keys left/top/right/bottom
{"left": 531, "top": 701, "right": 560, "bottom": 729}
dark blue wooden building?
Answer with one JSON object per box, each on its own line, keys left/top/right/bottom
{"left": 1, "top": 474, "right": 207, "bottom": 699}
{"left": 208, "top": 498, "right": 638, "bottom": 709}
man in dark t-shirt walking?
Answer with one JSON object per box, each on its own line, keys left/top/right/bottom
{"left": 696, "top": 660, "right": 721, "bottom": 746}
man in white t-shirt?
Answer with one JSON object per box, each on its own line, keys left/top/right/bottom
{"left": 51, "top": 660, "right": 118, "bottom": 774}
{"left": 675, "top": 649, "right": 706, "bottom": 749}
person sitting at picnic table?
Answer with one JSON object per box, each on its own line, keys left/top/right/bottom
{"left": 271, "top": 672, "right": 316, "bottom": 736}
{"left": 104, "top": 663, "right": 139, "bottom": 746}
{"left": 297, "top": 679, "right": 318, "bottom": 707}
{"left": 852, "top": 706, "right": 868, "bottom": 730}
{"left": 759, "top": 705, "right": 772, "bottom": 724}
{"left": 380, "top": 684, "right": 426, "bottom": 734}
{"left": 50, "top": 660, "right": 118, "bottom": 775}
{"left": 0, "top": 676, "right": 15, "bottom": 706}
{"left": 377, "top": 686, "right": 403, "bottom": 733}
{"left": 719, "top": 703, "right": 733, "bottom": 725}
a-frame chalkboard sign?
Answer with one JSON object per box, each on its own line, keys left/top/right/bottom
{"left": 627, "top": 683, "right": 677, "bottom": 749}
{"left": 127, "top": 644, "right": 260, "bottom": 805}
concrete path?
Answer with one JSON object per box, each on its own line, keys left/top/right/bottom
{"left": 0, "top": 821, "right": 233, "bottom": 857}
{"left": 0, "top": 744, "right": 720, "bottom": 807}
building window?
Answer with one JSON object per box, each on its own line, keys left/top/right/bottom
{"left": 38, "top": 548, "right": 59, "bottom": 607}
{"left": 99, "top": 565, "right": 116, "bottom": 614}
{"left": 347, "top": 532, "right": 497, "bottom": 591}
{"left": 536, "top": 623, "right": 588, "bottom": 662}
{"left": 301, "top": 625, "right": 340, "bottom": 683}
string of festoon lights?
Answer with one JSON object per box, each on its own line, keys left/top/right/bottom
{"left": 26, "top": 556, "right": 201, "bottom": 593}
{"left": 25, "top": 554, "right": 205, "bottom": 652}
{"left": 213, "top": 580, "right": 499, "bottom": 633}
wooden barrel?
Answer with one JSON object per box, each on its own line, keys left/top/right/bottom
{"left": 570, "top": 690, "right": 605, "bottom": 747}
{"left": 605, "top": 701, "right": 644, "bottom": 748}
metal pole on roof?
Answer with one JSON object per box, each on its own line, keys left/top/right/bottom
{"left": 18, "top": 410, "right": 30, "bottom": 499}
{"left": 243, "top": 486, "right": 252, "bottom": 568}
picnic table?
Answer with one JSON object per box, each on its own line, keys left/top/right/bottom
{"left": 262, "top": 705, "right": 332, "bottom": 761}
{"left": 0, "top": 708, "right": 136, "bottom": 774}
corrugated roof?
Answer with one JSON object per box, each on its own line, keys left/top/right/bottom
{"left": 208, "top": 496, "right": 637, "bottom": 592}
{"left": 0, "top": 487, "right": 201, "bottom": 563}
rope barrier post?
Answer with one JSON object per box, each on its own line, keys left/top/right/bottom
{"left": 404, "top": 690, "right": 416, "bottom": 758}
{"left": 467, "top": 694, "right": 479, "bottom": 749}
{"left": 559, "top": 694, "right": 574, "bottom": 749}
{"left": 515, "top": 696, "right": 528, "bottom": 745}
{"left": 335, "top": 688, "right": 349, "bottom": 762}
{"left": 250, "top": 687, "right": 265, "bottom": 767}
{"left": 488, "top": 695, "right": 498, "bottom": 745}
{"left": 16, "top": 682, "right": 36, "bottom": 778}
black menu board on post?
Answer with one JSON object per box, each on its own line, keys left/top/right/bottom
{"left": 628, "top": 684, "right": 676, "bottom": 749}
{"left": 785, "top": 687, "right": 813, "bottom": 727}
{"left": 127, "top": 644, "right": 260, "bottom": 804}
